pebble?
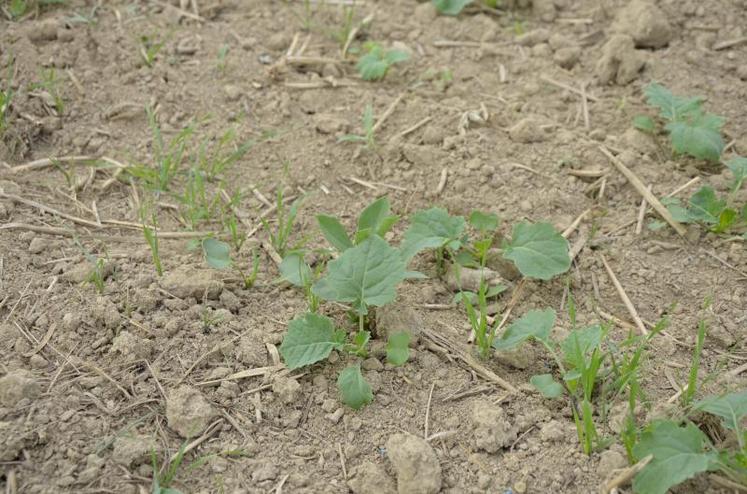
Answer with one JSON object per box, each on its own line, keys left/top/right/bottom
{"left": 28, "top": 237, "right": 48, "bottom": 254}
{"left": 224, "top": 84, "right": 242, "bottom": 102}
{"left": 361, "top": 357, "right": 384, "bottom": 371}
{"left": 326, "top": 407, "right": 345, "bottom": 424}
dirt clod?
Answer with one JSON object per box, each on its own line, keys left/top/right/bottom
{"left": 348, "top": 461, "right": 397, "bottom": 494}
{"left": 0, "top": 370, "right": 40, "bottom": 407}
{"left": 271, "top": 376, "right": 301, "bottom": 405}
{"left": 166, "top": 386, "right": 218, "bottom": 438}
{"left": 112, "top": 434, "right": 156, "bottom": 467}
{"left": 376, "top": 302, "right": 423, "bottom": 346}
{"left": 508, "top": 117, "right": 547, "bottom": 143}
{"left": 110, "top": 331, "right": 154, "bottom": 360}
{"left": 613, "top": 0, "right": 673, "bottom": 49}
{"left": 162, "top": 266, "right": 224, "bottom": 299}
{"left": 471, "top": 401, "right": 517, "bottom": 453}
{"left": 386, "top": 433, "right": 442, "bottom": 494}
{"left": 596, "top": 34, "right": 646, "bottom": 85}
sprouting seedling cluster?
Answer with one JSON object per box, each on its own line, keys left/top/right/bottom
{"left": 278, "top": 197, "right": 413, "bottom": 409}
{"left": 356, "top": 42, "right": 409, "bottom": 81}
{"left": 636, "top": 83, "right": 725, "bottom": 163}
{"left": 431, "top": 0, "right": 501, "bottom": 16}
{"left": 635, "top": 83, "right": 747, "bottom": 237}
{"left": 339, "top": 104, "right": 376, "bottom": 150}
{"left": 0, "top": 61, "right": 14, "bottom": 135}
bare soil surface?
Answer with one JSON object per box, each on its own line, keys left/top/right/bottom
{"left": 1, "top": 1, "right": 746, "bottom": 493}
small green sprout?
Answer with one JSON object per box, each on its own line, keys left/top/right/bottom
{"left": 0, "top": 61, "right": 14, "bottom": 135}
{"left": 261, "top": 190, "right": 305, "bottom": 257}
{"left": 356, "top": 42, "right": 409, "bottom": 81}
{"left": 339, "top": 104, "right": 376, "bottom": 150}
{"left": 31, "top": 68, "right": 64, "bottom": 115}
{"left": 216, "top": 44, "right": 229, "bottom": 74}
{"left": 142, "top": 210, "right": 163, "bottom": 276}
{"left": 432, "top": 0, "right": 473, "bottom": 15}
{"left": 140, "top": 35, "right": 165, "bottom": 68}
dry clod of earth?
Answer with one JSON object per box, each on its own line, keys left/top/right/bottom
{"left": 348, "top": 461, "right": 397, "bottom": 494}
{"left": 508, "top": 117, "right": 548, "bottom": 143}
{"left": 598, "top": 448, "right": 629, "bottom": 477}
{"left": 162, "top": 266, "right": 224, "bottom": 299}
{"left": 271, "top": 375, "right": 301, "bottom": 405}
{"left": 0, "top": 370, "right": 40, "bottom": 407}
{"left": 110, "top": 331, "right": 154, "bottom": 360}
{"left": 613, "top": 0, "right": 673, "bottom": 49}
{"left": 375, "top": 302, "right": 423, "bottom": 346}
{"left": 386, "top": 433, "right": 442, "bottom": 494}
{"left": 472, "top": 400, "right": 517, "bottom": 453}
{"left": 596, "top": 34, "right": 647, "bottom": 85}
{"left": 166, "top": 385, "right": 218, "bottom": 438}
{"left": 112, "top": 434, "right": 157, "bottom": 467}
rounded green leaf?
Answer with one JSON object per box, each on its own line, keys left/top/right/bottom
{"left": 279, "top": 252, "right": 312, "bottom": 287}
{"left": 202, "top": 238, "right": 232, "bottom": 270}
{"left": 337, "top": 365, "right": 373, "bottom": 409}
{"left": 469, "top": 210, "right": 499, "bottom": 232}
{"left": 401, "top": 207, "right": 466, "bottom": 261}
{"left": 493, "top": 308, "right": 556, "bottom": 351}
{"left": 502, "top": 222, "right": 570, "bottom": 280}
{"left": 279, "top": 313, "right": 344, "bottom": 369}
{"left": 530, "top": 374, "right": 564, "bottom": 398}
{"left": 386, "top": 331, "right": 410, "bottom": 366}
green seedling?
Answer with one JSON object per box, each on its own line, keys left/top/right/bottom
{"left": 404, "top": 206, "right": 571, "bottom": 281}
{"left": 279, "top": 311, "right": 411, "bottom": 409}
{"left": 629, "top": 388, "right": 747, "bottom": 494}
{"left": 0, "top": 61, "right": 14, "bottom": 135}
{"left": 663, "top": 177, "right": 746, "bottom": 234}
{"left": 216, "top": 44, "right": 229, "bottom": 74}
{"left": 85, "top": 257, "right": 107, "bottom": 293}
{"left": 261, "top": 190, "right": 304, "bottom": 257}
{"left": 683, "top": 318, "right": 707, "bottom": 407}
{"left": 638, "top": 83, "right": 725, "bottom": 162}
{"left": 279, "top": 251, "right": 321, "bottom": 312}
{"left": 31, "top": 68, "right": 64, "bottom": 115}
{"left": 142, "top": 209, "right": 163, "bottom": 276}
{"left": 194, "top": 127, "right": 253, "bottom": 181}
{"left": 8, "top": 0, "right": 66, "bottom": 19}
{"left": 356, "top": 42, "right": 409, "bottom": 81}
{"left": 432, "top": 0, "right": 473, "bottom": 15}
{"left": 316, "top": 196, "right": 399, "bottom": 253}
{"left": 202, "top": 237, "right": 261, "bottom": 289}
{"left": 126, "top": 107, "right": 194, "bottom": 193}
{"left": 339, "top": 104, "right": 376, "bottom": 150}
{"left": 493, "top": 309, "right": 610, "bottom": 454}
{"left": 140, "top": 34, "right": 165, "bottom": 68}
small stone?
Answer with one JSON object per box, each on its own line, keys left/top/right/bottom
{"left": 513, "top": 479, "right": 528, "bottom": 494}
{"left": 539, "top": 420, "right": 565, "bottom": 442}
{"left": 251, "top": 460, "right": 279, "bottom": 482}
{"left": 166, "top": 386, "right": 218, "bottom": 438}
{"left": 348, "top": 461, "right": 396, "bottom": 494}
{"left": 29, "top": 354, "right": 48, "bottom": 369}
{"left": 421, "top": 126, "right": 445, "bottom": 145}
{"left": 515, "top": 28, "right": 550, "bottom": 47}
{"left": 508, "top": 118, "right": 547, "bottom": 143}
{"left": 386, "top": 433, "right": 442, "bottom": 494}
{"left": 326, "top": 407, "right": 345, "bottom": 424}
{"left": 110, "top": 331, "right": 153, "bottom": 360}
{"left": 0, "top": 370, "right": 40, "bottom": 407}
{"left": 28, "top": 237, "right": 48, "bottom": 254}
{"left": 471, "top": 401, "right": 516, "bottom": 453}
{"left": 553, "top": 46, "right": 581, "bottom": 69}
{"left": 112, "top": 435, "right": 156, "bottom": 466}
{"left": 224, "top": 84, "right": 242, "bottom": 102}
{"left": 597, "top": 449, "right": 627, "bottom": 476}
{"left": 28, "top": 19, "right": 58, "bottom": 43}
{"left": 266, "top": 32, "right": 290, "bottom": 51}
{"left": 362, "top": 357, "right": 384, "bottom": 371}
{"left": 272, "top": 376, "right": 301, "bottom": 405}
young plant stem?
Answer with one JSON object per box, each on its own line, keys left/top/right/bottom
{"left": 684, "top": 319, "right": 707, "bottom": 406}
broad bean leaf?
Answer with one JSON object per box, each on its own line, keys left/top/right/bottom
{"left": 317, "top": 214, "right": 353, "bottom": 252}
{"left": 279, "top": 252, "right": 312, "bottom": 287}
{"left": 502, "top": 222, "right": 570, "bottom": 280}
{"left": 666, "top": 113, "right": 724, "bottom": 162}
{"left": 633, "top": 115, "right": 656, "bottom": 133}
{"left": 644, "top": 83, "right": 703, "bottom": 122}
{"left": 633, "top": 421, "right": 718, "bottom": 494}
{"left": 202, "top": 238, "right": 232, "bottom": 269}
{"left": 693, "top": 390, "right": 747, "bottom": 431}
{"left": 400, "top": 207, "right": 466, "bottom": 261}
{"left": 356, "top": 46, "right": 408, "bottom": 81}
{"left": 432, "top": 0, "right": 473, "bottom": 15}
{"left": 469, "top": 210, "right": 499, "bottom": 232}
{"left": 530, "top": 374, "right": 564, "bottom": 398}
{"left": 561, "top": 325, "right": 603, "bottom": 369}
{"left": 386, "top": 331, "right": 410, "bottom": 366}
{"left": 687, "top": 186, "right": 726, "bottom": 225}
{"left": 337, "top": 365, "right": 373, "bottom": 409}
{"left": 355, "top": 196, "right": 398, "bottom": 243}
{"left": 662, "top": 197, "right": 694, "bottom": 223}
{"left": 312, "top": 235, "right": 408, "bottom": 315}
{"left": 279, "top": 313, "right": 345, "bottom": 369}
{"left": 726, "top": 156, "right": 747, "bottom": 191}
{"left": 493, "top": 308, "right": 556, "bottom": 350}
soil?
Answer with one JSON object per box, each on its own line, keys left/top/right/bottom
{"left": 1, "top": 1, "right": 746, "bottom": 493}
